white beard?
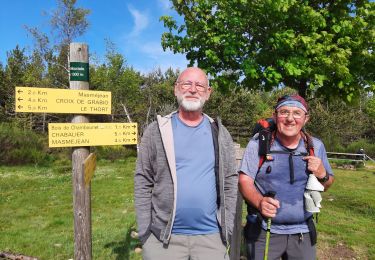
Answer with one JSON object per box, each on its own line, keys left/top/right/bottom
{"left": 177, "top": 95, "right": 206, "bottom": 112}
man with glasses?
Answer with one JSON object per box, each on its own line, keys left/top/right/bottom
{"left": 238, "top": 94, "right": 334, "bottom": 260}
{"left": 135, "top": 67, "right": 238, "bottom": 259}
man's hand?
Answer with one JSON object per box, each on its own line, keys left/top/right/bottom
{"left": 259, "top": 196, "right": 280, "bottom": 218}
{"left": 303, "top": 156, "right": 326, "bottom": 179}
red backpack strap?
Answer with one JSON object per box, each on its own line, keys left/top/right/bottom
{"left": 258, "top": 155, "right": 266, "bottom": 169}
{"left": 301, "top": 129, "right": 315, "bottom": 156}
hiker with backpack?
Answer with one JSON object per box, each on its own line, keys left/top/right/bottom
{"left": 238, "top": 94, "right": 334, "bottom": 260}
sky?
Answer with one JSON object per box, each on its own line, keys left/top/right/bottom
{"left": 0, "top": 0, "right": 188, "bottom": 74}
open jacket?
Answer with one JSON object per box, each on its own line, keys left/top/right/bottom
{"left": 134, "top": 111, "right": 238, "bottom": 246}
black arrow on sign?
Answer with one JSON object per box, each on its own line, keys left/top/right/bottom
{"left": 18, "top": 97, "right": 23, "bottom": 102}
{"left": 17, "top": 89, "right": 23, "bottom": 94}
{"left": 18, "top": 105, "right": 23, "bottom": 109}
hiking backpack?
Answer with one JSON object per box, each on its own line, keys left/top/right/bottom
{"left": 254, "top": 118, "right": 315, "bottom": 170}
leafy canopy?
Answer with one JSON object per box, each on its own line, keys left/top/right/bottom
{"left": 161, "top": 0, "right": 375, "bottom": 101}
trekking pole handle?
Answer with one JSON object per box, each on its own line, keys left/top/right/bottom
{"left": 264, "top": 191, "right": 276, "bottom": 199}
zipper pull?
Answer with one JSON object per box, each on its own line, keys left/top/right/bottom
{"left": 299, "top": 232, "right": 304, "bottom": 242}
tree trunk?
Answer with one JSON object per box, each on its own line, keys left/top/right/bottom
{"left": 298, "top": 80, "right": 307, "bottom": 98}
{"left": 42, "top": 113, "right": 46, "bottom": 134}
{"left": 121, "top": 102, "right": 132, "bottom": 123}
{"left": 145, "top": 96, "right": 152, "bottom": 125}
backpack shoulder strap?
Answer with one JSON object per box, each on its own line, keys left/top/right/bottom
{"left": 257, "top": 130, "right": 276, "bottom": 169}
{"left": 258, "top": 129, "right": 315, "bottom": 170}
{"left": 301, "top": 129, "right": 315, "bottom": 156}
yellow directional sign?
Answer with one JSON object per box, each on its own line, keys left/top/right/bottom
{"left": 15, "top": 86, "right": 111, "bottom": 114}
{"left": 83, "top": 153, "right": 97, "bottom": 186}
{"left": 49, "top": 123, "right": 138, "bottom": 147}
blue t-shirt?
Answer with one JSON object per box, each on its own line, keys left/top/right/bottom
{"left": 171, "top": 114, "right": 219, "bottom": 235}
{"left": 240, "top": 135, "right": 333, "bottom": 234}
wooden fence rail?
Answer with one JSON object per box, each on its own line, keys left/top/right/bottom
{"left": 326, "top": 151, "right": 374, "bottom": 166}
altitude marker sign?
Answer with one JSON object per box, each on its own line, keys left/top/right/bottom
{"left": 70, "top": 62, "right": 89, "bottom": 81}
{"left": 15, "top": 87, "right": 111, "bottom": 114}
{"left": 48, "top": 122, "right": 138, "bottom": 147}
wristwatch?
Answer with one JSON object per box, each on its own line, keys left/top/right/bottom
{"left": 317, "top": 172, "right": 329, "bottom": 183}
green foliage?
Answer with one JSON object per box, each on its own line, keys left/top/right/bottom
{"left": 93, "top": 145, "right": 137, "bottom": 162}
{"left": 365, "top": 95, "right": 375, "bottom": 119}
{"left": 0, "top": 0, "right": 374, "bottom": 166}
{"left": 345, "top": 139, "right": 375, "bottom": 158}
{"left": 307, "top": 96, "right": 374, "bottom": 150}
{"left": 161, "top": 0, "right": 375, "bottom": 100}
{"left": 0, "top": 123, "right": 49, "bottom": 165}
{"left": 205, "top": 88, "right": 269, "bottom": 145}
{"left": 90, "top": 42, "right": 143, "bottom": 123}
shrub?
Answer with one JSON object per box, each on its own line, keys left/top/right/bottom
{"left": 345, "top": 139, "right": 375, "bottom": 159}
{"left": 0, "top": 122, "right": 49, "bottom": 165}
{"left": 93, "top": 145, "right": 137, "bottom": 161}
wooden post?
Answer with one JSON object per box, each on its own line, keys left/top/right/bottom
{"left": 230, "top": 144, "right": 245, "bottom": 260}
{"left": 70, "top": 43, "right": 91, "bottom": 260}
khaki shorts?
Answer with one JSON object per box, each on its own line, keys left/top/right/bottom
{"left": 143, "top": 232, "right": 229, "bottom": 260}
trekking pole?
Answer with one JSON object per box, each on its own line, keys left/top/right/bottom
{"left": 264, "top": 191, "right": 276, "bottom": 260}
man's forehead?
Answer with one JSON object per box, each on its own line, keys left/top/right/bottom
{"left": 277, "top": 106, "right": 305, "bottom": 112}
{"left": 179, "top": 73, "right": 206, "bottom": 81}
{"left": 179, "top": 68, "right": 207, "bottom": 79}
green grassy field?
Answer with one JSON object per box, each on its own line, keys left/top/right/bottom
{"left": 0, "top": 158, "right": 141, "bottom": 260}
{"left": 1, "top": 159, "right": 374, "bottom": 259}
{"left": 316, "top": 162, "right": 375, "bottom": 259}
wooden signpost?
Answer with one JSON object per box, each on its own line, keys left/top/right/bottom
{"left": 15, "top": 42, "right": 138, "bottom": 260}
{"left": 70, "top": 43, "right": 92, "bottom": 260}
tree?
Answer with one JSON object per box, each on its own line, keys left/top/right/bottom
{"left": 205, "top": 88, "right": 268, "bottom": 144}
{"left": 161, "top": 0, "right": 375, "bottom": 101}
{"left": 3, "top": 46, "right": 28, "bottom": 115}
{"left": 51, "top": 0, "right": 90, "bottom": 47}
{"left": 3, "top": 46, "right": 33, "bottom": 128}
{"left": 90, "top": 42, "right": 143, "bottom": 123}
{"left": 26, "top": 0, "right": 90, "bottom": 88}
{"left": 0, "top": 63, "right": 6, "bottom": 122}
{"left": 140, "top": 68, "right": 178, "bottom": 131}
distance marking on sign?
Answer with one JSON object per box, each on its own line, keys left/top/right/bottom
{"left": 15, "top": 86, "right": 111, "bottom": 114}
{"left": 48, "top": 123, "right": 137, "bottom": 147}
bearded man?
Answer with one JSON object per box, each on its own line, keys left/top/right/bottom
{"left": 134, "top": 67, "right": 238, "bottom": 260}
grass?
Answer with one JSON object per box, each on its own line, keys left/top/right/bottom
{"left": 1, "top": 159, "right": 374, "bottom": 259}
{"left": 0, "top": 158, "right": 141, "bottom": 260}
{"left": 317, "top": 161, "right": 375, "bottom": 259}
